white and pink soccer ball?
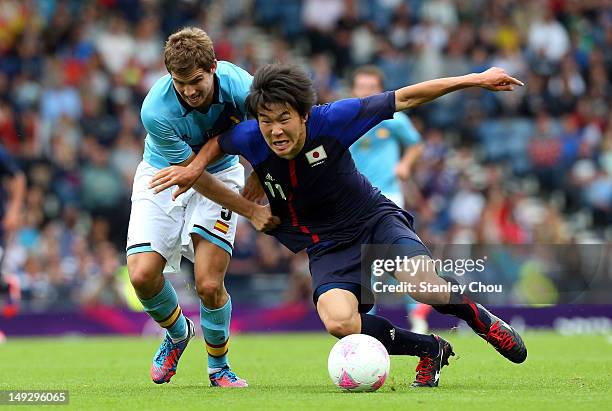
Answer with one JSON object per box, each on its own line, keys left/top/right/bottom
{"left": 327, "top": 334, "right": 390, "bottom": 392}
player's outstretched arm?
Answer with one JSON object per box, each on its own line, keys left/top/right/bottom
{"left": 394, "top": 67, "right": 523, "bottom": 112}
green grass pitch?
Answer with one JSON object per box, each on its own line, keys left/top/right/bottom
{"left": 0, "top": 332, "right": 610, "bottom": 410}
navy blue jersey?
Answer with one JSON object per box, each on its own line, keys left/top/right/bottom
{"left": 219, "top": 91, "right": 407, "bottom": 252}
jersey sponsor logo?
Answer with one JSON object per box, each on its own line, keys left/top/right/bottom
{"left": 214, "top": 220, "right": 230, "bottom": 234}
{"left": 305, "top": 145, "right": 327, "bottom": 166}
{"left": 376, "top": 128, "right": 390, "bottom": 139}
{"left": 265, "top": 173, "right": 274, "bottom": 181}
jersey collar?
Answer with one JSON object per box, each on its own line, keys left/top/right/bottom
{"left": 174, "top": 73, "right": 222, "bottom": 116}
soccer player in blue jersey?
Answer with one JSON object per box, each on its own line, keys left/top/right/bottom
{"left": 151, "top": 64, "right": 527, "bottom": 388}
{"left": 349, "top": 65, "right": 432, "bottom": 334}
{"left": 127, "top": 27, "right": 276, "bottom": 387}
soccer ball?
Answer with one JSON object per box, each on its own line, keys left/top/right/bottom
{"left": 328, "top": 334, "right": 390, "bottom": 392}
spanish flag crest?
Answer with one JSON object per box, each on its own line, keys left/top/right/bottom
{"left": 214, "top": 220, "right": 230, "bottom": 234}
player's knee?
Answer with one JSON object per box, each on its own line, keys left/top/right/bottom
{"left": 127, "top": 257, "right": 162, "bottom": 296}
{"left": 195, "top": 279, "right": 224, "bottom": 303}
{"left": 324, "top": 316, "right": 360, "bottom": 338}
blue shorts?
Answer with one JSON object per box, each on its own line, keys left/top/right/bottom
{"left": 309, "top": 207, "right": 431, "bottom": 309}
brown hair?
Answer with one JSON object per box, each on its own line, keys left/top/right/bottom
{"left": 163, "top": 27, "right": 216, "bottom": 75}
{"left": 351, "top": 65, "right": 385, "bottom": 89}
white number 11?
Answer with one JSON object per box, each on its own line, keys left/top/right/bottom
{"left": 264, "top": 181, "right": 287, "bottom": 200}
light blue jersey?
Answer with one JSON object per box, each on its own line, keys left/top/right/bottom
{"left": 349, "top": 111, "right": 421, "bottom": 197}
{"left": 140, "top": 61, "right": 253, "bottom": 172}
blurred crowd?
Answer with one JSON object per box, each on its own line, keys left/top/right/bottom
{"left": 0, "top": 0, "right": 610, "bottom": 311}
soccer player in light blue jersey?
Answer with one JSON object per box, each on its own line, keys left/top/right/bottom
{"left": 126, "top": 27, "right": 276, "bottom": 387}
{"left": 349, "top": 66, "right": 423, "bottom": 208}
{"left": 349, "top": 66, "right": 432, "bottom": 334}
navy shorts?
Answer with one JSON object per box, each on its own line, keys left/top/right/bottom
{"left": 309, "top": 207, "right": 431, "bottom": 311}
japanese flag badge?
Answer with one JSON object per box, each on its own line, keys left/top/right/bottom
{"left": 305, "top": 145, "right": 327, "bottom": 166}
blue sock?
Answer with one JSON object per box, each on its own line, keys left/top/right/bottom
{"left": 139, "top": 279, "right": 188, "bottom": 342}
{"left": 200, "top": 296, "right": 231, "bottom": 372}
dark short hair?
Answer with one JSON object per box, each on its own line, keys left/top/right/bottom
{"left": 246, "top": 64, "right": 317, "bottom": 118}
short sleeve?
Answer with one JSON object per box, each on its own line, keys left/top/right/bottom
{"left": 218, "top": 125, "right": 243, "bottom": 155}
{"left": 218, "top": 120, "right": 269, "bottom": 166}
{"left": 316, "top": 91, "right": 396, "bottom": 148}
{"left": 392, "top": 112, "right": 422, "bottom": 146}
{"left": 141, "top": 109, "right": 192, "bottom": 164}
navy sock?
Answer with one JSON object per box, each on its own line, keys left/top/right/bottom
{"left": 432, "top": 278, "right": 492, "bottom": 333}
{"left": 359, "top": 314, "right": 439, "bottom": 358}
